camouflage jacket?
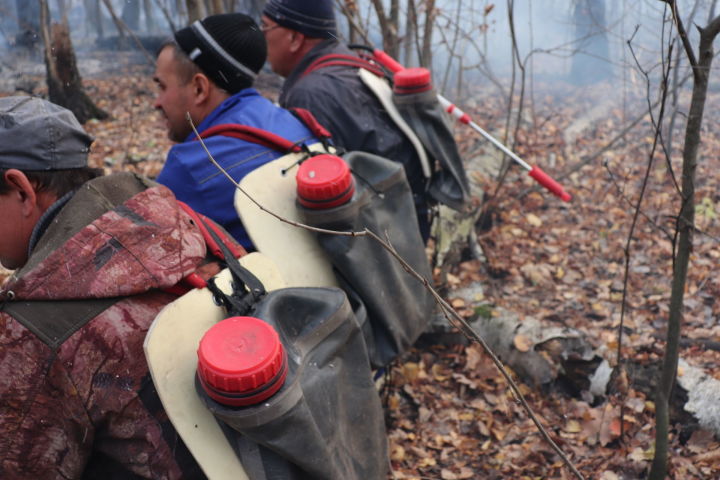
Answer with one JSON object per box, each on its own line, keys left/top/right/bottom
{"left": 0, "top": 173, "right": 211, "bottom": 479}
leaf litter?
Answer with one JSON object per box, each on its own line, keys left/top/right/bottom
{"left": 0, "top": 62, "right": 719, "bottom": 480}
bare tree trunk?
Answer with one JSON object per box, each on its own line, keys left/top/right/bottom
{"left": 403, "top": 0, "right": 417, "bottom": 66}
{"left": 176, "top": 0, "right": 186, "bottom": 23}
{"left": 570, "top": 0, "right": 611, "bottom": 85}
{"left": 100, "top": 0, "right": 155, "bottom": 64}
{"left": 335, "top": 0, "right": 371, "bottom": 46}
{"left": 339, "top": 0, "right": 358, "bottom": 44}
{"left": 16, "top": 0, "right": 40, "bottom": 51}
{"left": 101, "top": 0, "right": 127, "bottom": 38}
{"left": 420, "top": 0, "right": 436, "bottom": 68}
{"left": 370, "top": 0, "right": 400, "bottom": 59}
{"left": 0, "top": 0, "right": 16, "bottom": 43}
{"left": 209, "top": 0, "right": 224, "bottom": 14}
{"left": 56, "top": 0, "right": 67, "bottom": 20}
{"left": 39, "top": 0, "right": 108, "bottom": 123}
{"left": 83, "top": 0, "right": 104, "bottom": 38}
{"left": 389, "top": 0, "right": 399, "bottom": 54}
{"left": 122, "top": 0, "right": 142, "bottom": 31}
{"left": 186, "top": 0, "right": 204, "bottom": 22}
{"left": 440, "top": 0, "right": 462, "bottom": 91}
{"left": 648, "top": 6, "right": 720, "bottom": 480}
{"left": 153, "top": 0, "right": 177, "bottom": 32}
{"left": 144, "top": 0, "right": 157, "bottom": 32}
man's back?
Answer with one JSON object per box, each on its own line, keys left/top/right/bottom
{"left": 277, "top": 40, "right": 431, "bottom": 237}
{"left": 0, "top": 173, "right": 208, "bottom": 479}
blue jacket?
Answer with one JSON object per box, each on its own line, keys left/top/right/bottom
{"left": 157, "top": 89, "right": 316, "bottom": 249}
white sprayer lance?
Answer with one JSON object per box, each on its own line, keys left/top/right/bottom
{"left": 372, "top": 49, "right": 572, "bottom": 202}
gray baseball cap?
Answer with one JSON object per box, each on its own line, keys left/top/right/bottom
{"left": 0, "top": 96, "right": 93, "bottom": 170}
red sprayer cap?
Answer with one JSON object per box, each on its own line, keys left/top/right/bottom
{"left": 197, "top": 316, "right": 287, "bottom": 407}
{"left": 296, "top": 154, "right": 355, "bottom": 209}
{"left": 393, "top": 67, "right": 433, "bottom": 95}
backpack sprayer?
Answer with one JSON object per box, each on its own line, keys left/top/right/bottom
{"left": 367, "top": 48, "right": 572, "bottom": 202}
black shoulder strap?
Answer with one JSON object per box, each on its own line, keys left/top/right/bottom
{"left": 196, "top": 215, "right": 267, "bottom": 317}
{"left": 1, "top": 297, "right": 122, "bottom": 350}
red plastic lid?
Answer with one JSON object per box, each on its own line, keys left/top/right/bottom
{"left": 197, "top": 316, "right": 287, "bottom": 407}
{"left": 296, "top": 154, "right": 355, "bottom": 209}
{"left": 394, "top": 67, "right": 432, "bottom": 94}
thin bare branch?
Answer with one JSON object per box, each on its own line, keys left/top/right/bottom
{"left": 187, "top": 112, "right": 586, "bottom": 480}
{"left": 100, "top": 0, "right": 154, "bottom": 65}
{"left": 335, "top": 0, "right": 372, "bottom": 45}
{"left": 662, "top": 0, "right": 698, "bottom": 67}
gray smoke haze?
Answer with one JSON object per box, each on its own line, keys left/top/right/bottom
{"left": 1, "top": 0, "right": 717, "bottom": 99}
{"left": 331, "top": 1, "right": 718, "bottom": 90}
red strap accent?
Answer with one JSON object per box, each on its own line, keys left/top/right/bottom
{"left": 302, "top": 53, "right": 385, "bottom": 78}
{"left": 163, "top": 273, "right": 208, "bottom": 296}
{"left": 184, "top": 272, "right": 209, "bottom": 289}
{"left": 164, "top": 202, "right": 248, "bottom": 296}
{"left": 163, "top": 284, "right": 194, "bottom": 296}
{"left": 198, "top": 124, "right": 302, "bottom": 154}
{"left": 177, "top": 201, "right": 246, "bottom": 259}
{"left": 290, "top": 108, "right": 332, "bottom": 140}
{"left": 371, "top": 49, "right": 404, "bottom": 73}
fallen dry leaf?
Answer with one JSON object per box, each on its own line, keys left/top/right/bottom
{"left": 694, "top": 448, "right": 720, "bottom": 464}
{"left": 564, "top": 419, "right": 582, "bottom": 433}
{"left": 519, "top": 262, "right": 554, "bottom": 286}
{"left": 513, "top": 334, "right": 533, "bottom": 352}
{"left": 391, "top": 444, "right": 406, "bottom": 461}
{"left": 450, "top": 298, "right": 466, "bottom": 308}
{"left": 441, "top": 469, "right": 458, "bottom": 480}
{"left": 526, "top": 213, "right": 543, "bottom": 227}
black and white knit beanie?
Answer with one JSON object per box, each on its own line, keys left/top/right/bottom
{"left": 174, "top": 13, "right": 266, "bottom": 94}
{"left": 263, "top": 0, "right": 337, "bottom": 39}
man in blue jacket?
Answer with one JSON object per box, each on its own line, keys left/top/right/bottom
{"left": 153, "top": 13, "right": 316, "bottom": 249}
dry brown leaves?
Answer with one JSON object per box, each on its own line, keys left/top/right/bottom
{"left": 387, "top": 80, "right": 720, "bottom": 479}
{"left": 4, "top": 60, "right": 720, "bottom": 480}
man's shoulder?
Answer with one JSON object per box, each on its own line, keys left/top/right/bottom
{"left": 283, "top": 68, "right": 365, "bottom": 115}
{"left": 294, "top": 64, "right": 362, "bottom": 92}
{"left": 219, "top": 88, "right": 284, "bottom": 121}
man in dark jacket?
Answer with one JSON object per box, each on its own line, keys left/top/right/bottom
{"left": 154, "top": 13, "right": 317, "bottom": 249}
{"left": 261, "top": 0, "right": 432, "bottom": 239}
{"left": 0, "top": 96, "right": 211, "bottom": 478}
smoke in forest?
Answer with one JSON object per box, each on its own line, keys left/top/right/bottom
{"left": 0, "top": 0, "right": 717, "bottom": 94}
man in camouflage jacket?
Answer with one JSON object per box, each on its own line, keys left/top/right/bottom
{"left": 0, "top": 97, "right": 213, "bottom": 478}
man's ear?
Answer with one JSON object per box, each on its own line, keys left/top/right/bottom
{"left": 289, "top": 30, "right": 305, "bottom": 54}
{"left": 190, "top": 72, "right": 212, "bottom": 105}
{"left": 3, "top": 169, "right": 38, "bottom": 217}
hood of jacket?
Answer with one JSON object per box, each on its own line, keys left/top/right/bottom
{"left": 1, "top": 172, "right": 206, "bottom": 301}
{"left": 280, "top": 40, "right": 347, "bottom": 103}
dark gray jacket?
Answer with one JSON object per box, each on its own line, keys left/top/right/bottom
{"left": 279, "top": 40, "right": 430, "bottom": 234}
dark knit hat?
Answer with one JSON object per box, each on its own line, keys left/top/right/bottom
{"left": 263, "top": 0, "right": 337, "bottom": 39}
{"left": 0, "top": 96, "right": 92, "bottom": 171}
{"left": 174, "top": 13, "right": 266, "bottom": 94}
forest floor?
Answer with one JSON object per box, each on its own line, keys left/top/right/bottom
{"left": 1, "top": 51, "right": 719, "bottom": 480}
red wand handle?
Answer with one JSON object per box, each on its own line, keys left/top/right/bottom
{"left": 529, "top": 166, "right": 572, "bottom": 202}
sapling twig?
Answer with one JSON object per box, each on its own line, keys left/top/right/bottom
{"left": 188, "top": 112, "right": 586, "bottom": 480}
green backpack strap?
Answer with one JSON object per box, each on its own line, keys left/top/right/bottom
{"left": 1, "top": 298, "right": 121, "bottom": 351}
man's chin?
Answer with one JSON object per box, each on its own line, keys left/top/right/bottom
{"left": 167, "top": 131, "right": 185, "bottom": 143}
